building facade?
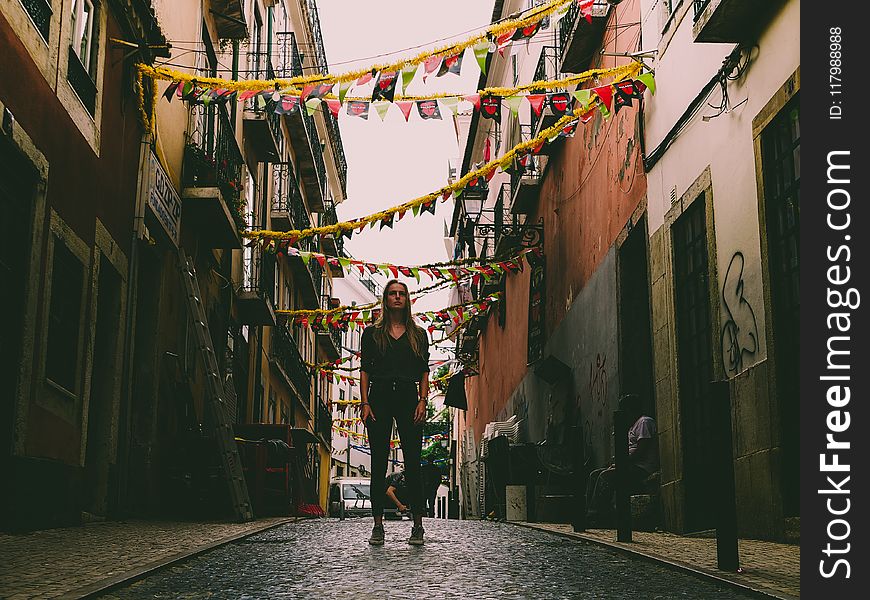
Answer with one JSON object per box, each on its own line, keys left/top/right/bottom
{"left": 453, "top": 0, "right": 800, "bottom": 541}
{"left": 1, "top": 0, "right": 347, "bottom": 529}
{"left": 640, "top": 0, "right": 800, "bottom": 539}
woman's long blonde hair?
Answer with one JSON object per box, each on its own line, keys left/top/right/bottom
{"left": 372, "top": 280, "right": 426, "bottom": 356}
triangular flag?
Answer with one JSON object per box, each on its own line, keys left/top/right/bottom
{"left": 437, "top": 52, "right": 463, "bottom": 77}
{"left": 412, "top": 204, "right": 421, "bottom": 217}
{"left": 422, "top": 55, "right": 442, "bottom": 82}
{"left": 163, "top": 81, "right": 180, "bottom": 102}
{"left": 441, "top": 97, "right": 460, "bottom": 117}
{"left": 325, "top": 99, "right": 341, "bottom": 119}
{"left": 305, "top": 97, "right": 321, "bottom": 115}
{"left": 579, "top": 0, "right": 595, "bottom": 23}
{"left": 480, "top": 96, "right": 501, "bottom": 121}
{"left": 505, "top": 95, "right": 523, "bottom": 116}
{"left": 527, "top": 94, "right": 546, "bottom": 117}
{"left": 548, "top": 92, "right": 572, "bottom": 116}
{"left": 396, "top": 101, "right": 414, "bottom": 122}
{"left": 346, "top": 100, "right": 370, "bottom": 119}
{"left": 338, "top": 80, "right": 352, "bottom": 103}
{"left": 473, "top": 41, "right": 490, "bottom": 75}
{"left": 374, "top": 100, "right": 391, "bottom": 121}
{"left": 593, "top": 85, "right": 614, "bottom": 111}
{"left": 417, "top": 99, "right": 442, "bottom": 120}
{"left": 463, "top": 94, "right": 481, "bottom": 111}
{"left": 636, "top": 72, "right": 656, "bottom": 95}
{"left": 372, "top": 70, "right": 398, "bottom": 102}
{"left": 379, "top": 215, "right": 394, "bottom": 230}
{"left": 301, "top": 253, "right": 311, "bottom": 265}
{"left": 356, "top": 72, "right": 374, "bottom": 86}
{"left": 400, "top": 63, "right": 418, "bottom": 94}
{"left": 573, "top": 89, "right": 592, "bottom": 108}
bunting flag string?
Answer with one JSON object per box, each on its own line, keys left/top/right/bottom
{"left": 266, "top": 246, "right": 539, "bottom": 294}
{"left": 333, "top": 424, "right": 449, "bottom": 447}
{"left": 243, "top": 66, "right": 644, "bottom": 244}
{"left": 137, "top": 0, "right": 574, "bottom": 98}
{"left": 278, "top": 292, "right": 502, "bottom": 336}
{"left": 140, "top": 61, "right": 641, "bottom": 132}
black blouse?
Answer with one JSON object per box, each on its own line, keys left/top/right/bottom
{"left": 360, "top": 326, "right": 430, "bottom": 383}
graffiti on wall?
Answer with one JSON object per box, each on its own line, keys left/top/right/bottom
{"left": 720, "top": 252, "right": 760, "bottom": 377}
{"left": 588, "top": 353, "right": 608, "bottom": 418}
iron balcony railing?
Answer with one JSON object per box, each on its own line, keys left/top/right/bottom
{"left": 23, "top": 0, "right": 52, "bottom": 42}
{"left": 315, "top": 394, "right": 332, "bottom": 445}
{"left": 320, "top": 199, "right": 343, "bottom": 254}
{"left": 307, "top": 253, "right": 324, "bottom": 299}
{"left": 272, "top": 163, "right": 310, "bottom": 229}
{"left": 531, "top": 46, "right": 560, "bottom": 133}
{"left": 319, "top": 294, "right": 343, "bottom": 351}
{"left": 693, "top": 0, "right": 711, "bottom": 21}
{"left": 184, "top": 103, "right": 246, "bottom": 230}
{"left": 244, "top": 53, "right": 283, "bottom": 152}
{"left": 304, "top": 1, "right": 348, "bottom": 193}
{"left": 557, "top": 0, "right": 580, "bottom": 55}
{"left": 510, "top": 125, "right": 543, "bottom": 198}
{"left": 271, "top": 325, "right": 312, "bottom": 401}
{"left": 242, "top": 244, "right": 276, "bottom": 300}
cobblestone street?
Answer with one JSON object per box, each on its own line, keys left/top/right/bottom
{"left": 97, "top": 519, "right": 763, "bottom": 600}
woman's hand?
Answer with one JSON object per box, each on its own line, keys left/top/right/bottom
{"left": 361, "top": 403, "right": 375, "bottom": 422}
{"left": 414, "top": 399, "right": 426, "bottom": 424}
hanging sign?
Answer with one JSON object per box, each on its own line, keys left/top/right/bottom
{"left": 144, "top": 150, "right": 181, "bottom": 246}
{"left": 527, "top": 252, "right": 546, "bottom": 365}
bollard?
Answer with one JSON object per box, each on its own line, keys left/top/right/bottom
{"left": 710, "top": 380, "right": 739, "bottom": 571}
{"left": 569, "top": 424, "right": 587, "bottom": 532}
{"left": 613, "top": 408, "right": 632, "bottom": 542}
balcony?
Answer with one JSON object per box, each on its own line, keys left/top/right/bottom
{"left": 269, "top": 326, "right": 312, "bottom": 406}
{"left": 276, "top": 32, "right": 327, "bottom": 212}
{"left": 474, "top": 183, "right": 543, "bottom": 260}
{"left": 692, "top": 0, "right": 785, "bottom": 43}
{"left": 209, "top": 0, "right": 247, "bottom": 39}
{"left": 243, "top": 57, "right": 283, "bottom": 163}
{"left": 314, "top": 394, "right": 333, "bottom": 447}
{"left": 558, "top": 0, "right": 609, "bottom": 74}
{"left": 237, "top": 245, "right": 277, "bottom": 326}
{"left": 315, "top": 294, "right": 342, "bottom": 362}
{"left": 182, "top": 104, "right": 244, "bottom": 249}
{"left": 21, "top": 0, "right": 52, "bottom": 42}
{"left": 319, "top": 199, "right": 344, "bottom": 259}
{"left": 510, "top": 126, "right": 547, "bottom": 215}
{"left": 530, "top": 46, "right": 561, "bottom": 138}
{"left": 270, "top": 163, "right": 306, "bottom": 232}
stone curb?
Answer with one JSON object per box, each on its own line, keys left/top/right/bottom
{"left": 510, "top": 522, "right": 799, "bottom": 600}
{"left": 61, "top": 517, "right": 298, "bottom": 600}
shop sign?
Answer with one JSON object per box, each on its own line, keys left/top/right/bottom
{"left": 145, "top": 151, "right": 181, "bottom": 246}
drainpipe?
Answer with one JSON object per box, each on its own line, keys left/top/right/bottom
{"left": 231, "top": 41, "right": 240, "bottom": 127}
{"left": 117, "top": 133, "right": 152, "bottom": 514}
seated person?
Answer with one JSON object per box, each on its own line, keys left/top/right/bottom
{"left": 385, "top": 470, "right": 412, "bottom": 516}
{"left": 585, "top": 394, "right": 658, "bottom": 524}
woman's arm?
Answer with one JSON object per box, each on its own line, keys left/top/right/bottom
{"left": 414, "top": 371, "right": 429, "bottom": 424}
{"left": 360, "top": 370, "right": 374, "bottom": 422}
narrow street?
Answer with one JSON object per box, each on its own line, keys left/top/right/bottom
{"left": 99, "top": 519, "right": 759, "bottom": 599}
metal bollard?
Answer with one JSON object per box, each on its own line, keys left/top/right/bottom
{"left": 613, "top": 408, "right": 632, "bottom": 542}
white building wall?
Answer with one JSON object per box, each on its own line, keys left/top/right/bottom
{"left": 642, "top": 0, "right": 800, "bottom": 374}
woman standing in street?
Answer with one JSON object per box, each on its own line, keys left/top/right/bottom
{"left": 360, "top": 280, "right": 430, "bottom": 545}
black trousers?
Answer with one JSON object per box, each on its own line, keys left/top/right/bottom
{"left": 365, "top": 380, "right": 424, "bottom": 517}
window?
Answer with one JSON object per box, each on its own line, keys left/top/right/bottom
{"left": 70, "top": 0, "right": 96, "bottom": 75}
{"left": 45, "top": 238, "right": 85, "bottom": 393}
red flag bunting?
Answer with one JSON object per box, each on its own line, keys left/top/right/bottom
{"left": 396, "top": 101, "right": 414, "bottom": 122}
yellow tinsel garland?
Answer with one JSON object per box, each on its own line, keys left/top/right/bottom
{"left": 243, "top": 63, "right": 641, "bottom": 243}
{"left": 136, "top": 0, "right": 572, "bottom": 95}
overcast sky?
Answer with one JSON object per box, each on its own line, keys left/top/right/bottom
{"left": 316, "top": 0, "right": 495, "bottom": 327}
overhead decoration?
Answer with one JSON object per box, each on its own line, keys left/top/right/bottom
{"left": 265, "top": 244, "right": 539, "bottom": 287}
{"left": 242, "top": 67, "right": 647, "bottom": 245}
{"left": 278, "top": 293, "right": 502, "bottom": 337}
